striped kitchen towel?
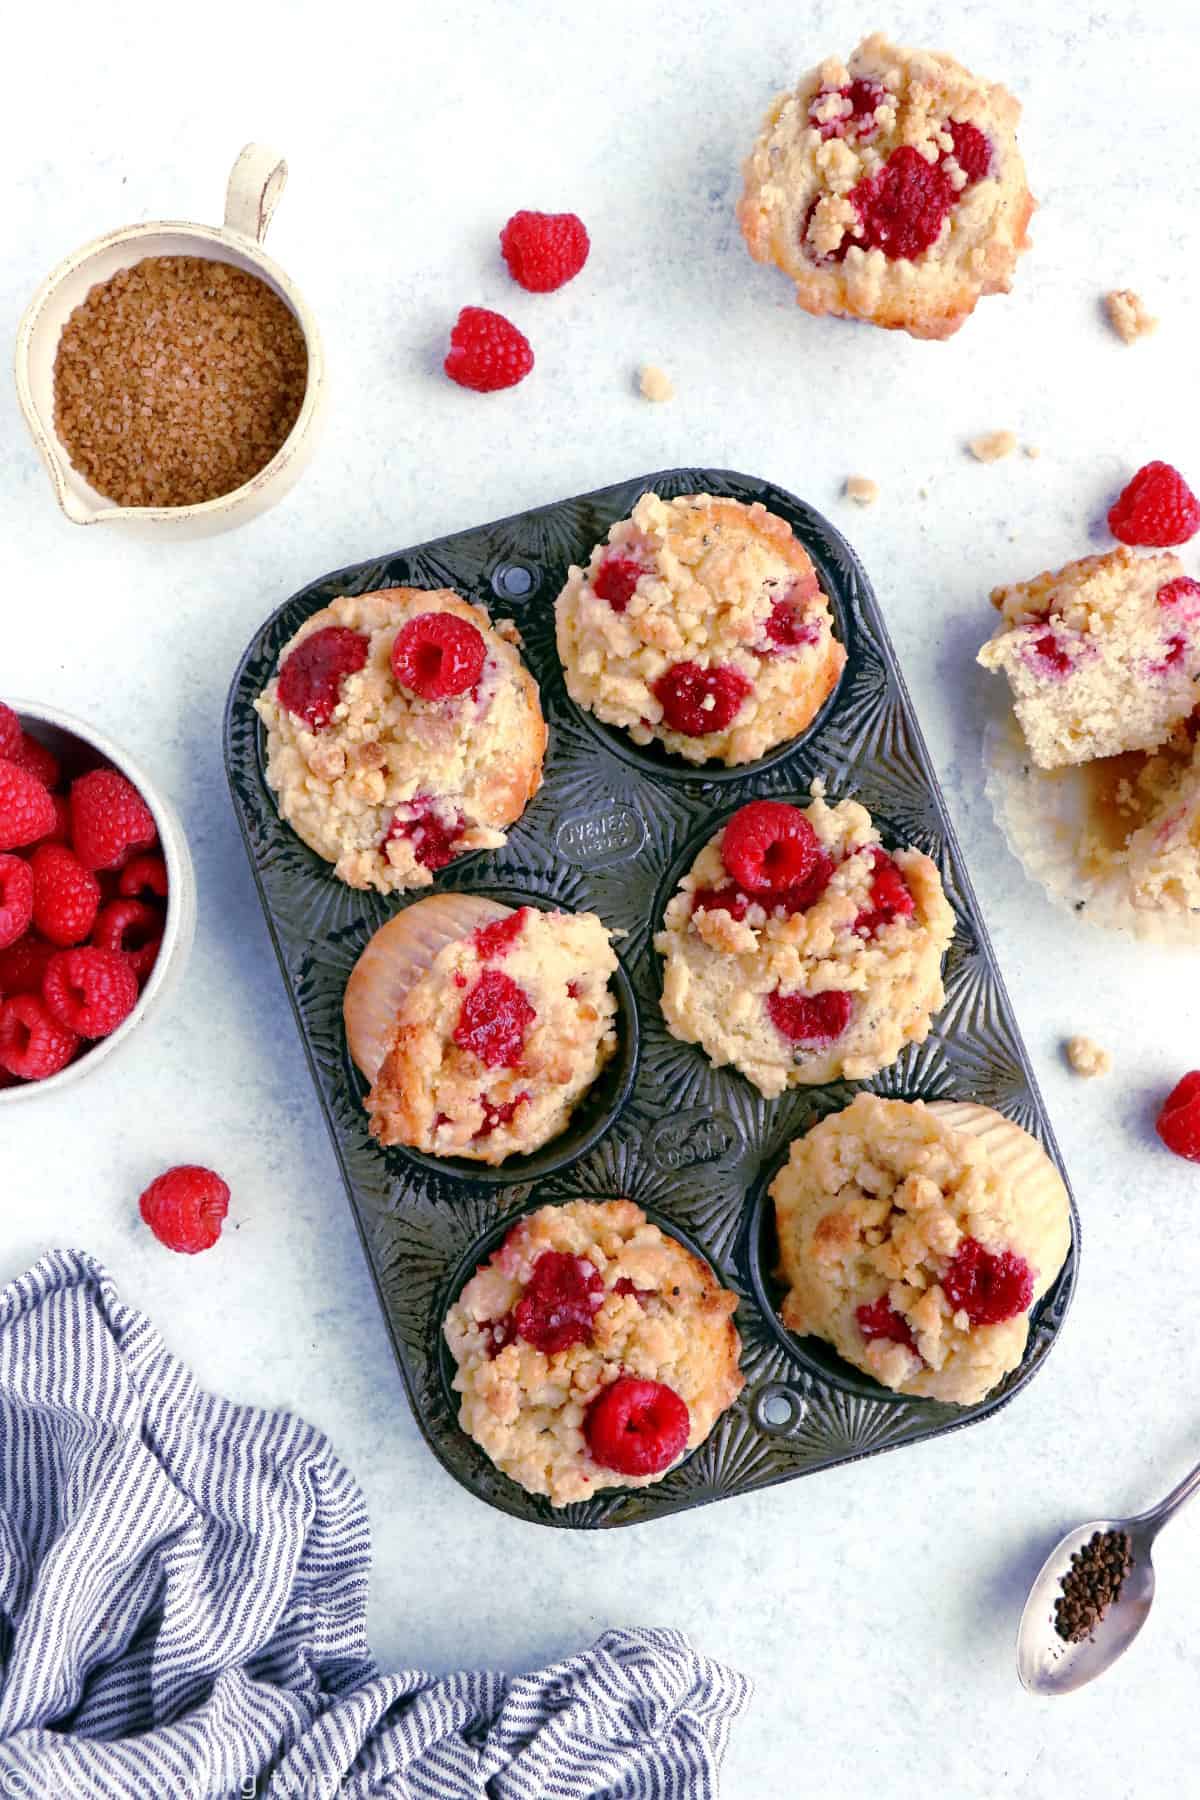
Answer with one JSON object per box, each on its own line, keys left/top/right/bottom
{"left": 0, "top": 1250, "right": 750, "bottom": 1799}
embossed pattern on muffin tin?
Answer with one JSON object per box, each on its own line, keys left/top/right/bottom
{"left": 225, "top": 467, "right": 1079, "bottom": 1529}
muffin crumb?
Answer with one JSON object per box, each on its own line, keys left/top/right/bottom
{"left": 1024, "top": 445, "right": 1041, "bottom": 460}
{"left": 638, "top": 364, "right": 674, "bottom": 403}
{"left": 844, "top": 475, "right": 879, "bottom": 506}
{"left": 1105, "top": 290, "right": 1158, "bottom": 345}
{"left": 968, "top": 430, "right": 1018, "bottom": 463}
{"left": 1065, "top": 1035, "right": 1112, "bottom": 1079}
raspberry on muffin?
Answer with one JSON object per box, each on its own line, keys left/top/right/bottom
{"left": 554, "top": 492, "right": 844, "bottom": 767}
{"left": 771, "top": 1095, "right": 1071, "bottom": 1404}
{"left": 978, "top": 548, "right": 1200, "bottom": 769}
{"left": 442, "top": 1199, "right": 744, "bottom": 1505}
{"left": 654, "top": 787, "right": 954, "bottom": 1097}
{"left": 255, "top": 588, "right": 547, "bottom": 895}
{"left": 737, "top": 32, "right": 1033, "bottom": 340}
{"left": 346, "top": 897, "right": 621, "bottom": 1165}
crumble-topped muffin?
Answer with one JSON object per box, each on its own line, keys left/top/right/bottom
{"left": 654, "top": 789, "right": 954, "bottom": 1097}
{"left": 554, "top": 491, "right": 844, "bottom": 767}
{"left": 358, "top": 901, "right": 619, "bottom": 1164}
{"left": 771, "top": 1094, "right": 1071, "bottom": 1405}
{"left": 737, "top": 33, "right": 1033, "bottom": 340}
{"left": 978, "top": 549, "right": 1200, "bottom": 768}
{"left": 443, "top": 1199, "right": 744, "bottom": 1505}
{"left": 255, "top": 587, "right": 546, "bottom": 894}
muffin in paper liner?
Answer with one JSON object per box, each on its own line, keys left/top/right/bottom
{"left": 982, "top": 706, "right": 1200, "bottom": 948}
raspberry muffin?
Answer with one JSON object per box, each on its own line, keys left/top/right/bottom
{"left": 737, "top": 33, "right": 1033, "bottom": 340}
{"left": 443, "top": 1199, "right": 744, "bottom": 1505}
{"left": 554, "top": 492, "right": 844, "bottom": 767}
{"left": 346, "top": 897, "right": 620, "bottom": 1165}
{"left": 655, "top": 790, "right": 954, "bottom": 1097}
{"left": 771, "top": 1094, "right": 1071, "bottom": 1405}
{"left": 978, "top": 550, "right": 1200, "bottom": 768}
{"left": 255, "top": 588, "right": 546, "bottom": 894}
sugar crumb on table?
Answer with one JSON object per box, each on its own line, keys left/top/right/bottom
{"left": 1105, "top": 289, "right": 1158, "bottom": 345}
{"left": 967, "top": 429, "right": 1017, "bottom": 463}
{"left": 1065, "top": 1035, "right": 1112, "bottom": 1078}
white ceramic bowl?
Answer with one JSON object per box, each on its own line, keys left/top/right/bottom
{"left": 13, "top": 144, "right": 326, "bottom": 540}
{"left": 0, "top": 703, "right": 197, "bottom": 1105}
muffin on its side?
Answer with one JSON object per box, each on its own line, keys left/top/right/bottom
{"left": 737, "top": 32, "right": 1033, "bottom": 340}
{"left": 554, "top": 491, "right": 844, "bottom": 767}
{"left": 444, "top": 1199, "right": 744, "bottom": 1506}
{"left": 255, "top": 587, "right": 546, "bottom": 894}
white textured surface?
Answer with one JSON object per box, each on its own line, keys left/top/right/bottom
{"left": 3, "top": 3, "right": 1199, "bottom": 1794}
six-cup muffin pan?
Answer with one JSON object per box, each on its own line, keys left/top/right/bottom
{"left": 224, "top": 467, "right": 1080, "bottom": 1529}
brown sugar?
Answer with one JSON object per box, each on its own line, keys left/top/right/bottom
{"left": 53, "top": 255, "right": 308, "bottom": 508}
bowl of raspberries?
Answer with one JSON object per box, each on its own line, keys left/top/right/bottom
{"left": 0, "top": 700, "right": 196, "bottom": 1098}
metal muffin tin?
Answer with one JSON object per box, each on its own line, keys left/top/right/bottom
{"left": 224, "top": 467, "right": 1079, "bottom": 1529}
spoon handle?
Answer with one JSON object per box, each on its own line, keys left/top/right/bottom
{"left": 1137, "top": 1457, "right": 1200, "bottom": 1535}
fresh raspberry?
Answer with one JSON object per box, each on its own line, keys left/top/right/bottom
{"left": 9, "top": 733, "right": 60, "bottom": 790}
{"left": 809, "top": 78, "right": 887, "bottom": 141}
{"left": 0, "top": 705, "right": 21, "bottom": 761}
{"left": 946, "top": 120, "right": 992, "bottom": 184}
{"left": 592, "top": 556, "right": 645, "bottom": 613}
{"left": 0, "top": 856, "right": 34, "bottom": 951}
{"left": 772, "top": 851, "right": 836, "bottom": 915}
{"left": 1156, "top": 1071, "right": 1200, "bottom": 1162}
{"left": 500, "top": 209, "right": 590, "bottom": 293}
{"left": 92, "top": 898, "right": 163, "bottom": 984}
{"left": 0, "top": 935, "right": 55, "bottom": 996}
{"left": 941, "top": 1236, "right": 1033, "bottom": 1325}
{"left": 766, "top": 988, "right": 853, "bottom": 1046}
{"left": 849, "top": 145, "right": 955, "bottom": 260}
{"left": 385, "top": 800, "right": 465, "bottom": 872}
{"left": 29, "top": 844, "right": 101, "bottom": 947}
{"left": 691, "top": 884, "right": 750, "bottom": 922}
{"left": 854, "top": 849, "right": 916, "bottom": 937}
{"left": 584, "top": 1375, "right": 690, "bottom": 1476}
{"left": 652, "top": 662, "right": 752, "bottom": 738}
{"left": 763, "top": 596, "right": 822, "bottom": 652}
{"left": 0, "top": 759, "right": 57, "bottom": 853}
{"left": 118, "top": 853, "right": 169, "bottom": 899}
{"left": 1108, "top": 462, "right": 1200, "bottom": 548}
{"left": 856, "top": 1296, "right": 917, "bottom": 1353}
{"left": 453, "top": 967, "right": 536, "bottom": 1068}
{"left": 721, "top": 800, "right": 822, "bottom": 895}
{"left": 70, "top": 769, "right": 157, "bottom": 872}
{"left": 277, "top": 625, "right": 370, "bottom": 731}
{"left": 473, "top": 908, "right": 528, "bottom": 960}
{"left": 509, "top": 1250, "right": 605, "bottom": 1353}
{"left": 1027, "top": 631, "right": 1074, "bottom": 677}
{"left": 444, "top": 306, "right": 534, "bottom": 392}
{"left": 475, "top": 1091, "right": 530, "bottom": 1139}
{"left": 1158, "top": 577, "right": 1200, "bottom": 616}
{"left": 391, "top": 612, "right": 486, "bottom": 699}
{"left": 41, "top": 794, "right": 72, "bottom": 846}
{"left": 0, "top": 993, "right": 78, "bottom": 1081}
{"left": 43, "top": 946, "right": 138, "bottom": 1039}
{"left": 139, "top": 1164, "right": 230, "bottom": 1255}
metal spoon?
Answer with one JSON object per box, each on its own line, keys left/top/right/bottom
{"left": 1017, "top": 1457, "right": 1200, "bottom": 1694}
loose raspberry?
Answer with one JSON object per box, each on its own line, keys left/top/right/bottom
{"left": 29, "top": 844, "right": 101, "bottom": 947}
{"left": 849, "top": 145, "right": 955, "bottom": 260}
{"left": 941, "top": 1236, "right": 1034, "bottom": 1325}
{"left": 652, "top": 662, "right": 752, "bottom": 738}
{"left": 509, "top": 1250, "right": 605, "bottom": 1353}
{"left": 9, "top": 733, "right": 60, "bottom": 790}
{"left": 475, "top": 1091, "right": 530, "bottom": 1139}
{"left": 0, "top": 705, "right": 20, "bottom": 762}
{"left": 946, "top": 120, "right": 992, "bottom": 184}
{"left": 584, "top": 1375, "right": 690, "bottom": 1476}
{"left": 854, "top": 849, "right": 916, "bottom": 937}
{"left": 499, "top": 209, "right": 590, "bottom": 293}
{"left": 139, "top": 1164, "right": 230, "bottom": 1255}
{"left": 92, "top": 898, "right": 163, "bottom": 984}
{"left": 1027, "top": 631, "right": 1074, "bottom": 677}
{"left": 473, "top": 908, "right": 528, "bottom": 960}
{"left": 41, "top": 794, "right": 72, "bottom": 846}
{"left": 0, "top": 759, "right": 57, "bottom": 852}
{"left": 1108, "top": 462, "right": 1200, "bottom": 548}
{"left": 1158, "top": 577, "right": 1200, "bottom": 616}
{"left": 809, "top": 78, "right": 887, "bottom": 141}
{"left": 453, "top": 967, "right": 535, "bottom": 1068}
{"left": 70, "top": 769, "right": 157, "bottom": 872}
{"left": 766, "top": 988, "right": 853, "bottom": 1046}
{"left": 0, "top": 935, "right": 55, "bottom": 997}
{"left": 117, "top": 853, "right": 169, "bottom": 899}
{"left": 0, "top": 856, "right": 34, "bottom": 951}
{"left": 0, "top": 993, "right": 78, "bottom": 1081}
{"left": 856, "top": 1296, "right": 917, "bottom": 1353}
{"left": 1156, "top": 1071, "right": 1200, "bottom": 1162}
{"left": 43, "top": 946, "right": 139, "bottom": 1039}
{"left": 444, "top": 306, "right": 534, "bottom": 392}
{"left": 592, "top": 555, "right": 645, "bottom": 613}
{"left": 277, "top": 625, "right": 370, "bottom": 731}
{"left": 691, "top": 884, "right": 750, "bottom": 922}
{"left": 391, "top": 612, "right": 486, "bottom": 699}
{"left": 721, "top": 800, "right": 822, "bottom": 895}
{"left": 385, "top": 800, "right": 465, "bottom": 872}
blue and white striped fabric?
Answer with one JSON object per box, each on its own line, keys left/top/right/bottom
{"left": 0, "top": 1250, "right": 751, "bottom": 1799}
